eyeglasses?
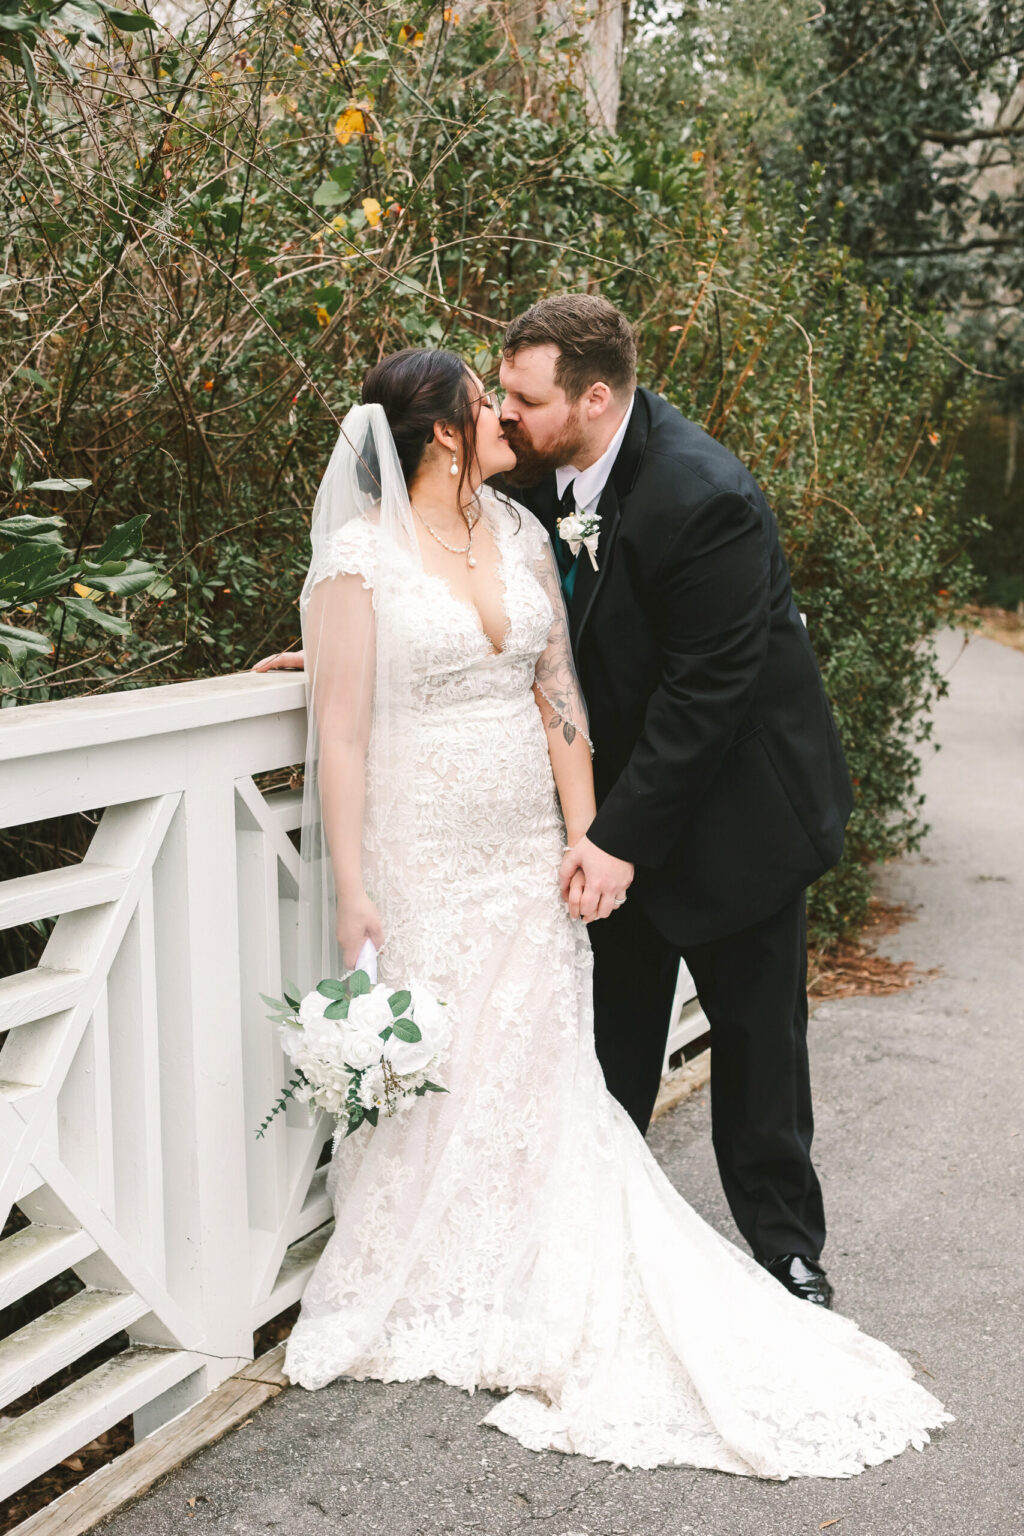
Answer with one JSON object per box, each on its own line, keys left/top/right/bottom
{"left": 469, "top": 388, "right": 503, "bottom": 418}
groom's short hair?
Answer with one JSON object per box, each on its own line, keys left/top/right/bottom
{"left": 503, "top": 295, "right": 637, "bottom": 401}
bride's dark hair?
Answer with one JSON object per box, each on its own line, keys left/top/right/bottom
{"left": 362, "top": 348, "right": 478, "bottom": 504}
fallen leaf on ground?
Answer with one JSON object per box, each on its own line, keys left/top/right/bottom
{"left": 808, "top": 900, "right": 938, "bottom": 1000}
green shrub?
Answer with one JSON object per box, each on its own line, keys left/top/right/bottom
{"left": 0, "top": 1, "right": 979, "bottom": 946}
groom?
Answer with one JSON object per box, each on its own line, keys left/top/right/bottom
{"left": 494, "top": 295, "right": 852, "bottom": 1309}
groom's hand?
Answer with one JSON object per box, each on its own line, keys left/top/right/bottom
{"left": 560, "top": 835, "right": 634, "bottom": 923}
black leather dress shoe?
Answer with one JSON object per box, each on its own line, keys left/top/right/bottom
{"left": 761, "top": 1253, "right": 834, "bottom": 1308}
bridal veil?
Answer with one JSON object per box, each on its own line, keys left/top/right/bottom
{"left": 293, "top": 399, "right": 588, "bottom": 992}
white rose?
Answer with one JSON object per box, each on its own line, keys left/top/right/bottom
{"left": 347, "top": 984, "right": 395, "bottom": 1036}
{"left": 298, "top": 988, "right": 333, "bottom": 1025}
{"left": 408, "top": 983, "right": 451, "bottom": 1051}
{"left": 340, "top": 1023, "right": 384, "bottom": 1072}
{"left": 382, "top": 1030, "right": 435, "bottom": 1077}
{"left": 558, "top": 513, "right": 584, "bottom": 543}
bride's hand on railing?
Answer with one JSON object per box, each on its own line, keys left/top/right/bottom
{"left": 337, "top": 892, "right": 385, "bottom": 970}
{"left": 252, "top": 649, "right": 306, "bottom": 671}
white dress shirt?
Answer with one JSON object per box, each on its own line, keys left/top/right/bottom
{"left": 554, "top": 396, "right": 635, "bottom": 518}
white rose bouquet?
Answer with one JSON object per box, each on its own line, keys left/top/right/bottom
{"left": 256, "top": 960, "right": 449, "bottom": 1141}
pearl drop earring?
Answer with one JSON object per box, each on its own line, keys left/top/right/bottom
{"left": 450, "top": 454, "right": 459, "bottom": 476}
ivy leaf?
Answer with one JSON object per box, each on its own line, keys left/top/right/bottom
{"left": 0, "top": 515, "right": 66, "bottom": 545}
{"left": 45, "top": 40, "right": 80, "bottom": 85}
{"left": 92, "top": 514, "right": 148, "bottom": 564}
{"left": 0, "top": 543, "right": 64, "bottom": 605}
{"left": 146, "top": 574, "right": 176, "bottom": 600}
{"left": 316, "top": 978, "right": 348, "bottom": 999}
{"left": 15, "top": 367, "right": 54, "bottom": 394}
{"left": 77, "top": 558, "right": 156, "bottom": 596}
{"left": 58, "top": 595, "right": 131, "bottom": 635}
{"left": 0, "top": 621, "right": 53, "bottom": 662}
{"left": 258, "top": 991, "right": 293, "bottom": 1017}
{"left": 348, "top": 969, "right": 372, "bottom": 997}
{"left": 100, "top": 7, "right": 158, "bottom": 32}
{"left": 312, "top": 179, "right": 346, "bottom": 207}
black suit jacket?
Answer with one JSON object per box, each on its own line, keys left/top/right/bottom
{"left": 504, "top": 387, "right": 854, "bottom": 948}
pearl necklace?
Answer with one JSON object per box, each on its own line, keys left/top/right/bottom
{"left": 412, "top": 502, "right": 480, "bottom": 567}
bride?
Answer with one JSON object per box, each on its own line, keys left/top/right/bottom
{"left": 278, "top": 346, "right": 950, "bottom": 1477}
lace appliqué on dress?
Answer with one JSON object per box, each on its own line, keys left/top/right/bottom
{"left": 282, "top": 499, "right": 951, "bottom": 1479}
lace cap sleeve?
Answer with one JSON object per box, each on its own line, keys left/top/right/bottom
{"left": 306, "top": 517, "right": 378, "bottom": 597}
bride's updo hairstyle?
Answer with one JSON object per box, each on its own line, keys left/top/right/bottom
{"left": 362, "top": 348, "right": 479, "bottom": 505}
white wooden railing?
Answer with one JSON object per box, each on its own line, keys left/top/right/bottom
{"left": 0, "top": 672, "right": 704, "bottom": 1511}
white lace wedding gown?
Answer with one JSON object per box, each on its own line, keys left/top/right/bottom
{"left": 282, "top": 500, "right": 951, "bottom": 1477}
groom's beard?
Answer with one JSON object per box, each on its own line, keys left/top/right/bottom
{"left": 499, "top": 408, "right": 587, "bottom": 488}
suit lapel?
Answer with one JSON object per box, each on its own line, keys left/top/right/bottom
{"left": 571, "top": 390, "right": 650, "bottom": 650}
{"left": 569, "top": 477, "right": 619, "bottom": 645}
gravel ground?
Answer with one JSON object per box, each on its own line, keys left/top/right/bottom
{"left": 100, "top": 630, "right": 1024, "bottom": 1536}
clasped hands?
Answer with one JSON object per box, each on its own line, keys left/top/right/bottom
{"left": 560, "top": 835, "right": 634, "bottom": 925}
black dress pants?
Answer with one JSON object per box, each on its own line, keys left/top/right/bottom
{"left": 586, "top": 888, "right": 826, "bottom": 1264}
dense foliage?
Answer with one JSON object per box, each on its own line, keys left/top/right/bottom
{"left": 0, "top": 0, "right": 980, "bottom": 944}
{"left": 628, "top": 0, "right": 1023, "bottom": 600}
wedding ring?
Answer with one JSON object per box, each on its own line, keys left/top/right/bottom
{"left": 613, "top": 894, "right": 627, "bottom": 908}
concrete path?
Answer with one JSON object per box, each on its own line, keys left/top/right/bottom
{"left": 100, "top": 630, "right": 1024, "bottom": 1536}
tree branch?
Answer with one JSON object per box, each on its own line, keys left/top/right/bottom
{"left": 919, "top": 124, "right": 1024, "bottom": 145}
{"left": 871, "top": 236, "right": 1020, "bottom": 257}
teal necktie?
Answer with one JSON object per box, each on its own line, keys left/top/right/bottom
{"left": 555, "top": 481, "right": 580, "bottom": 601}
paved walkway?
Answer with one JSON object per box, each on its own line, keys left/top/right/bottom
{"left": 102, "top": 630, "right": 1024, "bottom": 1536}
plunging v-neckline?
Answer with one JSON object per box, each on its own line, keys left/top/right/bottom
{"left": 419, "top": 508, "right": 511, "bottom": 659}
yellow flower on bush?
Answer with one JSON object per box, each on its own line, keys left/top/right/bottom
{"left": 362, "top": 197, "right": 382, "bottom": 227}
{"left": 335, "top": 108, "right": 367, "bottom": 145}
{"left": 331, "top": 214, "right": 348, "bottom": 231}
{"left": 691, "top": 148, "right": 705, "bottom": 164}
{"left": 316, "top": 306, "right": 331, "bottom": 327}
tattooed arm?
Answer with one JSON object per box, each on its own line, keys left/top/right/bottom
{"left": 523, "top": 525, "right": 620, "bottom": 923}
{"left": 525, "top": 521, "right": 634, "bottom": 924}
{"left": 529, "top": 529, "right": 596, "bottom": 846}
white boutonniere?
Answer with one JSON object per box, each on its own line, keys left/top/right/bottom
{"left": 556, "top": 508, "right": 601, "bottom": 571}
